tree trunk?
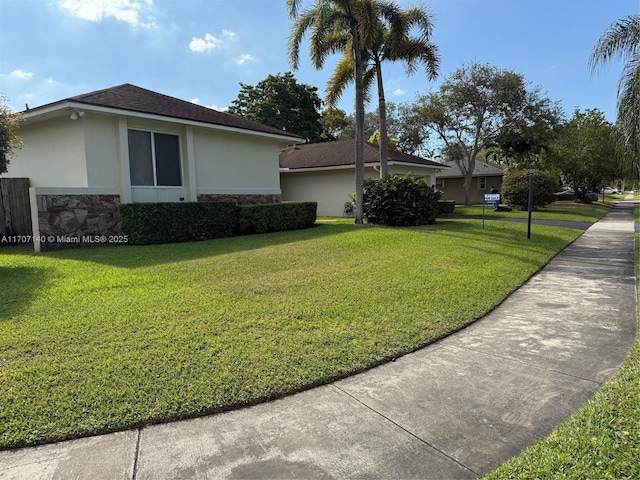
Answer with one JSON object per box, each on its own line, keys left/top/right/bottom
{"left": 462, "top": 156, "right": 476, "bottom": 205}
{"left": 353, "top": 24, "right": 365, "bottom": 224}
{"left": 376, "top": 60, "right": 388, "bottom": 177}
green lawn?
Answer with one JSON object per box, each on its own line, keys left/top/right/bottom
{"left": 485, "top": 205, "right": 640, "bottom": 480}
{"left": 0, "top": 219, "right": 581, "bottom": 449}
{"left": 453, "top": 200, "right": 611, "bottom": 222}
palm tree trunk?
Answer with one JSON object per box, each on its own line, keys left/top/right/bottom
{"left": 375, "top": 59, "right": 388, "bottom": 177}
{"left": 353, "top": 24, "right": 365, "bottom": 224}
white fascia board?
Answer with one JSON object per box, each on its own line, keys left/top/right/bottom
{"left": 388, "top": 161, "right": 442, "bottom": 170}
{"left": 22, "top": 101, "right": 77, "bottom": 121}
{"left": 280, "top": 162, "right": 445, "bottom": 174}
{"left": 279, "top": 164, "right": 359, "bottom": 173}
{"left": 24, "top": 102, "right": 304, "bottom": 144}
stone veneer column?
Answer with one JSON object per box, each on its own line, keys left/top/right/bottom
{"left": 36, "top": 194, "right": 123, "bottom": 251}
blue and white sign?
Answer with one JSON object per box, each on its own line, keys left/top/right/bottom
{"left": 484, "top": 193, "right": 500, "bottom": 203}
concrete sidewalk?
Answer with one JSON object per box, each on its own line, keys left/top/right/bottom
{"left": 1, "top": 203, "right": 637, "bottom": 480}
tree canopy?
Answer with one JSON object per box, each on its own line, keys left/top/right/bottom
{"left": 319, "top": 107, "right": 350, "bottom": 142}
{"left": 409, "top": 62, "right": 562, "bottom": 204}
{"left": 0, "top": 95, "right": 23, "bottom": 174}
{"left": 228, "top": 72, "right": 323, "bottom": 143}
{"left": 333, "top": 102, "right": 432, "bottom": 156}
{"left": 546, "top": 108, "right": 620, "bottom": 201}
{"left": 367, "top": 130, "right": 397, "bottom": 149}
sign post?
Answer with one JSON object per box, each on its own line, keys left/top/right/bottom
{"left": 482, "top": 193, "right": 500, "bottom": 229}
{"left": 527, "top": 164, "right": 534, "bottom": 239}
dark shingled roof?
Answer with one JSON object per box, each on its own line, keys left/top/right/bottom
{"left": 27, "top": 83, "right": 302, "bottom": 140}
{"left": 280, "top": 139, "right": 447, "bottom": 169}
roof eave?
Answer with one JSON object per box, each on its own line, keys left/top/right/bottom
{"left": 280, "top": 164, "right": 359, "bottom": 173}
{"left": 387, "top": 160, "right": 448, "bottom": 169}
{"left": 21, "top": 102, "right": 304, "bottom": 143}
{"left": 281, "top": 161, "right": 444, "bottom": 173}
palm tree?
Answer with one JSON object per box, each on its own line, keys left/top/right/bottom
{"left": 287, "top": 0, "right": 375, "bottom": 224}
{"left": 590, "top": 14, "right": 640, "bottom": 179}
{"left": 326, "top": 4, "right": 439, "bottom": 176}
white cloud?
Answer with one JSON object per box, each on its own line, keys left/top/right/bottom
{"left": 393, "top": 88, "right": 406, "bottom": 96}
{"left": 189, "top": 30, "right": 236, "bottom": 53}
{"left": 59, "top": 0, "right": 157, "bottom": 28}
{"left": 190, "top": 98, "right": 225, "bottom": 111}
{"left": 10, "top": 69, "right": 34, "bottom": 80}
{"left": 189, "top": 34, "right": 222, "bottom": 52}
{"left": 235, "top": 54, "right": 256, "bottom": 65}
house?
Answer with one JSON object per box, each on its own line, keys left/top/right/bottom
{"left": 435, "top": 160, "right": 504, "bottom": 204}
{"left": 280, "top": 139, "right": 447, "bottom": 216}
{"left": 2, "top": 84, "right": 303, "bottom": 250}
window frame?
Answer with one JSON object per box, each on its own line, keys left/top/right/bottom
{"left": 478, "top": 176, "right": 486, "bottom": 190}
{"left": 128, "top": 128, "right": 183, "bottom": 188}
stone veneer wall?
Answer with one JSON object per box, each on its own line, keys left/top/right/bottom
{"left": 36, "top": 194, "right": 122, "bottom": 251}
{"left": 197, "top": 193, "right": 281, "bottom": 204}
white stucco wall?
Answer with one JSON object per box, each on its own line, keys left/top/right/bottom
{"left": 194, "top": 128, "right": 281, "bottom": 195}
{"left": 280, "top": 167, "right": 369, "bottom": 217}
{"left": 281, "top": 165, "right": 439, "bottom": 217}
{"left": 4, "top": 119, "right": 88, "bottom": 187}
{"left": 5, "top": 111, "right": 287, "bottom": 203}
{"left": 84, "top": 115, "right": 120, "bottom": 188}
{"left": 388, "top": 165, "right": 434, "bottom": 185}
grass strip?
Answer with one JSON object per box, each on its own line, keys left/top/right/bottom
{"left": 0, "top": 219, "right": 580, "bottom": 449}
{"left": 485, "top": 206, "right": 639, "bottom": 480}
{"left": 453, "top": 201, "right": 611, "bottom": 222}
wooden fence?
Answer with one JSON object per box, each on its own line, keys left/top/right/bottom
{"left": 0, "top": 177, "right": 32, "bottom": 238}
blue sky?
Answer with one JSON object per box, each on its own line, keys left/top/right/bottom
{"left": 0, "top": 0, "right": 637, "bottom": 123}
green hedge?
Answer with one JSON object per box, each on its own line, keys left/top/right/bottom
{"left": 121, "top": 201, "right": 317, "bottom": 245}
{"left": 120, "top": 202, "right": 240, "bottom": 245}
{"left": 239, "top": 202, "right": 317, "bottom": 234}
{"left": 363, "top": 174, "right": 442, "bottom": 226}
{"left": 437, "top": 200, "right": 456, "bottom": 215}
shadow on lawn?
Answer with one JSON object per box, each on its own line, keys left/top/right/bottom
{"left": 0, "top": 265, "right": 47, "bottom": 320}
{"left": 430, "top": 219, "right": 583, "bottom": 267}
{"left": 42, "top": 223, "right": 361, "bottom": 269}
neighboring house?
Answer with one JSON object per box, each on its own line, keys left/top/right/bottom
{"left": 435, "top": 160, "right": 504, "bottom": 204}
{"left": 280, "top": 139, "right": 448, "bottom": 217}
{"left": 2, "top": 83, "right": 303, "bottom": 250}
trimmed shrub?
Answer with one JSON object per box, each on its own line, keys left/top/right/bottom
{"left": 121, "top": 201, "right": 317, "bottom": 245}
{"left": 437, "top": 200, "right": 456, "bottom": 215}
{"left": 501, "top": 169, "right": 558, "bottom": 210}
{"left": 121, "top": 201, "right": 240, "bottom": 245}
{"left": 239, "top": 202, "right": 317, "bottom": 234}
{"left": 363, "top": 174, "right": 442, "bottom": 226}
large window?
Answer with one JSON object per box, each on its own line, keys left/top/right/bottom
{"left": 128, "top": 130, "right": 181, "bottom": 186}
